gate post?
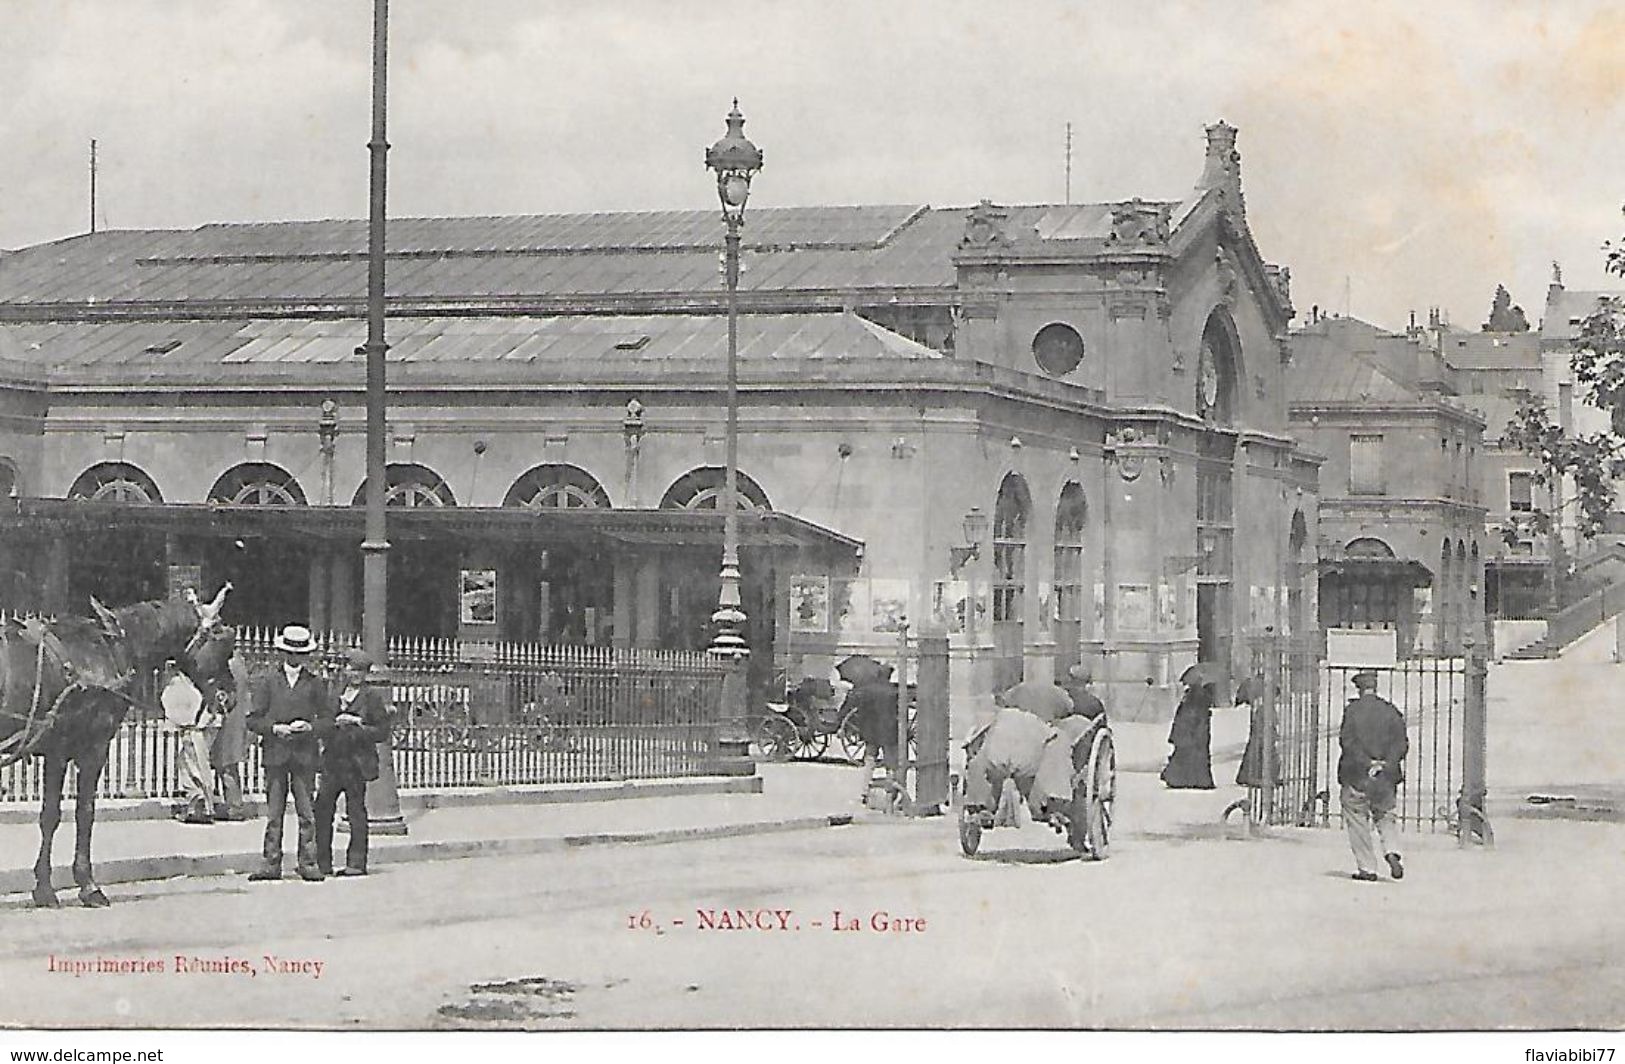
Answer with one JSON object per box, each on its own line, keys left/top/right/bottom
{"left": 914, "top": 633, "right": 950, "bottom": 815}
{"left": 1457, "top": 627, "right": 1493, "bottom": 847}
{"left": 892, "top": 620, "right": 911, "bottom": 804}
{"left": 1259, "top": 648, "right": 1278, "bottom": 830}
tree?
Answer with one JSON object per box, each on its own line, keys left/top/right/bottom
{"left": 1503, "top": 213, "right": 1625, "bottom": 550}
{"left": 1483, "top": 283, "right": 1531, "bottom": 332}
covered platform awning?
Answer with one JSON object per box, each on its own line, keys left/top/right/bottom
{"left": 0, "top": 498, "right": 863, "bottom": 555}
{"left": 1318, "top": 557, "right": 1433, "bottom": 586}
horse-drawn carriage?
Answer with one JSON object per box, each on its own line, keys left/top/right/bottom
{"left": 955, "top": 703, "right": 1116, "bottom": 861}
{"left": 754, "top": 656, "right": 916, "bottom": 765}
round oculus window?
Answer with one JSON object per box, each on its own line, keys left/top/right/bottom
{"left": 1032, "top": 323, "right": 1085, "bottom": 376}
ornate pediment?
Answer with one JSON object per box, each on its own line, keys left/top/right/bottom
{"left": 1106, "top": 199, "right": 1171, "bottom": 246}
{"left": 960, "top": 199, "right": 1010, "bottom": 250}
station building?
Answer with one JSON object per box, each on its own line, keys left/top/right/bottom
{"left": 0, "top": 122, "right": 1320, "bottom": 725}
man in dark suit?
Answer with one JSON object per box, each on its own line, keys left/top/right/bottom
{"left": 246, "top": 625, "right": 332, "bottom": 883}
{"left": 314, "top": 649, "right": 392, "bottom": 877}
{"left": 1338, "top": 669, "right": 1410, "bottom": 882}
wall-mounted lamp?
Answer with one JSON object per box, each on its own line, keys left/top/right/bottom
{"left": 948, "top": 506, "right": 991, "bottom": 576}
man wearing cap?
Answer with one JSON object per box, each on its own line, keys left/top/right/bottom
{"left": 314, "top": 650, "right": 392, "bottom": 877}
{"left": 1059, "top": 665, "right": 1108, "bottom": 726}
{"left": 246, "top": 624, "right": 332, "bottom": 882}
{"left": 1338, "top": 669, "right": 1409, "bottom": 882}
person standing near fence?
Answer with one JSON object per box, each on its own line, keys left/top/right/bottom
{"left": 246, "top": 625, "right": 331, "bottom": 883}
{"left": 314, "top": 650, "right": 391, "bottom": 877}
{"left": 162, "top": 660, "right": 219, "bottom": 825}
{"left": 210, "top": 653, "right": 253, "bottom": 821}
{"left": 1338, "top": 670, "right": 1409, "bottom": 882}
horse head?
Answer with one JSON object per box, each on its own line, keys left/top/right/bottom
{"left": 179, "top": 624, "right": 239, "bottom": 716}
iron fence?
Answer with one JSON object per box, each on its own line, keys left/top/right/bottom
{"left": 1, "top": 624, "right": 725, "bottom": 801}
{"left": 1241, "top": 637, "right": 1474, "bottom": 834}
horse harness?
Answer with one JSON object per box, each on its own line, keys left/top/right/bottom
{"left": 0, "top": 616, "right": 138, "bottom": 767}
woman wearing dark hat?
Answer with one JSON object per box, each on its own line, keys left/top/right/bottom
{"left": 314, "top": 649, "right": 392, "bottom": 877}
{"left": 1161, "top": 672, "right": 1217, "bottom": 790}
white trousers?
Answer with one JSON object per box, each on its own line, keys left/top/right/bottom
{"left": 178, "top": 727, "right": 218, "bottom": 811}
{"left": 1341, "top": 782, "right": 1397, "bottom": 874}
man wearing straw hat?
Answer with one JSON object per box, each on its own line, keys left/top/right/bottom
{"left": 1338, "top": 669, "right": 1409, "bottom": 882}
{"left": 246, "top": 624, "right": 332, "bottom": 882}
{"left": 314, "top": 649, "right": 391, "bottom": 877}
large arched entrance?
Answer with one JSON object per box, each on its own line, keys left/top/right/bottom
{"left": 1195, "top": 310, "right": 1240, "bottom": 674}
{"left": 992, "top": 473, "right": 1031, "bottom": 689}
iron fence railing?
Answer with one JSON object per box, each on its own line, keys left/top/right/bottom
{"left": 1, "top": 623, "right": 726, "bottom": 802}
{"left": 1240, "top": 637, "right": 1473, "bottom": 835}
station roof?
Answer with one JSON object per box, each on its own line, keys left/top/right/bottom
{"left": 0, "top": 309, "right": 940, "bottom": 381}
{"left": 0, "top": 201, "right": 1188, "bottom": 313}
{"left": 4, "top": 498, "right": 864, "bottom": 555}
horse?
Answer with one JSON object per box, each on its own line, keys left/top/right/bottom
{"left": 0, "top": 584, "right": 237, "bottom": 908}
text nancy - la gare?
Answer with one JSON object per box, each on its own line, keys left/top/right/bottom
{"left": 626, "top": 908, "right": 928, "bottom": 934}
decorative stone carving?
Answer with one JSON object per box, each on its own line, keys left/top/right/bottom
{"left": 1215, "top": 249, "right": 1239, "bottom": 307}
{"left": 1106, "top": 199, "right": 1170, "bottom": 246}
{"left": 960, "top": 199, "right": 1009, "bottom": 250}
{"left": 1265, "top": 264, "right": 1292, "bottom": 308}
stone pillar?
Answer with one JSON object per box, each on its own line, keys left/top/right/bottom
{"left": 611, "top": 554, "right": 635, "bottom": 649}
{"left": 914, "top": 633, "right": 950, "bottom": 814}
{"left": 330, "top": 548, "right": 357, "bottom": 635}
{"left": 634, "top": 555, "right": 661, "bottom": 648}
{"left": 308, "top": 549, "right": 330, "bottom": 634}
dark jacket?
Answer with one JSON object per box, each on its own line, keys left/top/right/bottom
{"left": 247, "top": 667, "right": 333, "bottom": 771}
{"left": 210, "top": 656, "right": 253, "bottom": 770}
{"left": 1337, "top": 693, "right": 1408, "bottom": 793}
{"left": 321, "top": 685, "right": 391, "bottom": 782}
{"left": 1059, "top": 681, "right": 1107, "bottom": 723}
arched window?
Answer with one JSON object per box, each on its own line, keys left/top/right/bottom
{"left": 1345, "top": 537, "right": 1396, "bottom": 558}
{"left": 1053, "top": 483, "right": 1087, "bottom": 631}
{"left": 68, "top": 462, "right": 162, "bottom": 503}
{"left": 352, "top": 463, "right": 456, "bottom": 508}
{"left": 659, "top": 467, "right": 771, "bottom": 512}
{"left": 208, "top": 463, "right": 307, "bottom": 505}
{"left": 990, "top": 474, "right": 1030, "bottom": 687}
{"left": 1197, "top": 311, "right": 1241, "bottom": 425}
{"left": 503, "top": 464, "right": 610, "bottom": 510}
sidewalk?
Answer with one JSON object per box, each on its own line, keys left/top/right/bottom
{"left": 0, "top": 765, "right": 867, "bottom": 898}
{"left": 2, "top": 709, "right": 1258, "bottom": 900}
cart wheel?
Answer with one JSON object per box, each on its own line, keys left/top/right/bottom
{"left": 755, "top": 716, "right": 796, "bottom": 762}
{"left": 837, "top": 718, "right": 869, "bottom": 764}
{"left": 791, "top": 729, "right": 830, "bottom": 761}
{"left": 958, "top": 803, "right": 982, "bottom": 856}
{"left": 1072, "top": 729, "right": 1116, "bottom": 860}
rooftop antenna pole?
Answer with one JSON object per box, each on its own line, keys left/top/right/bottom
{"left": 89, "top": 139, "right": 97, "bottom": 234}
{"left": 1343, "top": 275, "right": 1351, "bottom": 319}
{"left": 1064, "top": 122, "right": 1073, "bottom": 205}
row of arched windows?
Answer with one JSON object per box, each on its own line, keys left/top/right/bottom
{"left": 62, "top": 461, "right": 773, "bottom": 512}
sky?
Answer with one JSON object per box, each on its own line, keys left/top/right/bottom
{"left": 1, "top": 0, "right": 1621, "bottom": 331}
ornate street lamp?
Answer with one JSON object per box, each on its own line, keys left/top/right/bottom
{"left": 704, "top": 101, "right": 763, "bottom": 661}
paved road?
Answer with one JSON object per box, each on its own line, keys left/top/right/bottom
{"left": 4, "top": 781, "right": 1622, "bottom": 1030}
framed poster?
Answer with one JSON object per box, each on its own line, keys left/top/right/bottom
{"left": 1117, "top": 584, "right": 1152, "bottom": 631}
{"left": 931, "top": 579, "right": 968, "bottom": 634}
{"left": 458, "top": 568, "right": 498, "bottom": 626}
{"left": 166, "top": 563, "right": 202, "bottom": 599}
{"left": 789, "top": 574, "right": 830, "bottom": 633}
{"left": 869, "top": 578, "right": 910, "bottom": 633}
{"left": 833, "top": 578, "right": 869, "bottom": 639}
{"left": 1158, "top": 583, "right": 1177, "bottom": 631}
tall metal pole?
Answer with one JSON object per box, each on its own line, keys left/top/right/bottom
{"left": 361, "top": 0, "right": 406, "bottom": 836}
{"left": 89, "top": 139, "right": 97, "bottom": 234}
{"left": 716, "top": 219, "right": 745, "bottom": 650}
{"left": 362, "top": 0, "right": 390, "bottom": 665}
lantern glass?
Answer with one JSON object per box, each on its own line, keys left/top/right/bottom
{"left": 962, "top": 507, "right": 989, "bottom": 546}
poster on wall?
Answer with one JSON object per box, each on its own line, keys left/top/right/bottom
{"left": 869, "top": 578, "right": 910, "bottom": 633}
{"left": 833, "top": 578, "right": 869, "bottom": 639}
{"left": 1117, "top": 584, "right": 1152, "bottom": 631}
{"left": 1094, "top": 582, "right": 1107, "bottom": 627}
{"left": 788, "top": 575, "right": 830, "bottom": 633}
{"left": 1158, "top": 584, "right": 1177, "bottom": 631}
{"left": 166, "top": 564, "right": 202, "bottom": 599}
{"left": 1035, "top": 582, "right": 1054, "bottom": 632}
{"left": 459, "top": 569, "right": 498, "bottom": 626}
{"left": 931, "top": 579, "right": 968, "bottom": 635}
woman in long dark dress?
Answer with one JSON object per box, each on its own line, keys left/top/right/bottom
{"left": 1161, "top": 680, "right": 1217, "bottom": 789}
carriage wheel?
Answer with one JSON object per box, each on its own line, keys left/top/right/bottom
{"left": 755, "top": 717, "right": 796, "bottom": 762}
{"left": 791, "top": 728, "right": 830, "bottom": 761}
{"left": 1071, "top": 729, "right": 1116, "bottom": 860}
{"left": 957, "top": 796, "right": 982, "bottom": 856}
{"left": 837, "top": 717, "right": 869, "bottom": 764}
